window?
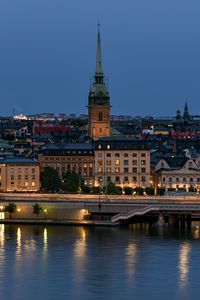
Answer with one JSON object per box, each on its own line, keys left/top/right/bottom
{"left": 10, "top": 175, "right": 14, "bottom": 180}
{"left": 32, "top": 175, "right": 35, "bottom": 180}
{"left": 190, "top": 178, "right": 193, "bottom": 182}
{"left": 32, "top": 182, "right": 35, "bottom": 187}
{"left": 89, "top": 163, "right": 93, "bottom": 168}
{"left": 98, "top": 160, "right": 102, "bottom": 166}
{"left": 107, "top": 144, "right": 110, "bottom": 150}
{"left": 98, "top": 167, "right": 103, "bottom": 173}
{"left": 124, "top": 153, "right": 128, "bottom": 157}
{"left": 98, "top": 144, "right": 102, "bottom": 149}
{"left": 107, "top": 176, "right": 111, "bottom": 182}
{"left": 106, "top": 167, "right": 111, "bottom": 172}
{"left": 106, "top": 160, "right": 111, "bottom": 165}
{"left": 133, "top": 176, "right": 137, "bottom": 182}
{"left": 141, "top": 153, "right": 146, "bottom": 157}
{"left": 98, "top": 177, "right": 103, "bottom": 183}
{"left": 98, "top": 153, "right": 102, "bottom": 157}
{"left": 132, "top": 160, "right": 137, "bottom": 165}
{"left": 141, "top": 176, "right": 146, "bottom": 182}
{"left": 169, "top": 177, "right": 172, "bottom": 183}
{"left": 10, "top": 168, "right": 14, "bottom": 174}
{"left": 115, "top": 153, "right": 120, "bottom": 157}
{"left": 132, "top": 167, "right": 137, "bottom": 173}
{"left": 106, "top": 153, "right": 111, "bottom": 157}
{"left": 18, "top": 175, "right": 21, "bottom": 180}
{"left": 163, "top": 177, "right": 166, "bottom": 182}
{"left": 197, "top": 178, "right": 200, "bottom": 182}
{"left": 132, "top": 153, "right": 137, "bottom": 157}
{"left": 141, "top": 160, "right": 146, "bottom": 165}
{"left": 176, "top": 177, "right": 179, "bottom": 182}
{"left": 98, "top": 112, "right": 103, "bottom": 121}
{"left": 25, "top": 175, "right": 28, "bottom": 180}
{"left": 124, "top": 167, "right": 129, "bottom": 173}
{"left": 115, "top": 160, "right": 120, "bottom": 165}
{"left": 25, "top": 182, "right": 28, "bottom": 187}
{"left": 183, "top": 177, "right": 186, "bottom": 183}
{"left": 115, "top": 167, "right": 120, "bottom": 173}
{"left": 115, "top": 176, "right": 120, "bottom": 182}
{"left": 32, "top": 168, "right": 35, "bottom": 174}
{"left": 141, "top": 168, "right": 146, "bottom": 173}
{"left": 124, "top": 176, "right": 129, "bottom": 182}
{"left": 124, "top": 160, "right": 128, "bottom": 165}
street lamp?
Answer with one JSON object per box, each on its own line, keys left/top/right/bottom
{"left": 44, "top": 209, "right": 48, "bottom": 220}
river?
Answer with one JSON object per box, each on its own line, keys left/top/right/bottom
{"left": 0, "top": 223, "right": 200, "bottom": 300}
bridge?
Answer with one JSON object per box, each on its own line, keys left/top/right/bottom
{"left": 1, "top": 193, "right": 200, "bottom": 225}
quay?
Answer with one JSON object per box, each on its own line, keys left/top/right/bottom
{"left": 1, "top": 193, "right": 200, "bottom": 226}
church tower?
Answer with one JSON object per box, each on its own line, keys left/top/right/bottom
{"left": 88, "top": 25, "right": 111, "bottom": 140}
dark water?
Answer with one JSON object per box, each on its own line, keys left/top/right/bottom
{"left": 0, "top": 223, "right": 200, "bottom": 300}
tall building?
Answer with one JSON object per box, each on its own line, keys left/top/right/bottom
{"left": 183, "top": 101, "right": 190, "bottom": 121}
{"left": 88, "top": 26, "right": 111, "bottom": 140}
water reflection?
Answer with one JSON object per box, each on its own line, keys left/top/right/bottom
{"left": 126, "top": 242, "right": 137, "bottom": 281}
{"left": 0, "top": 224, "right": 5, "bottom": 281}
{"left": 16, "top": 227, "right": 22, "bottom": 258}
{"left": 179, "top": 242, "right": 191, "bottom": 288}
{"left": 43, "top": 228, "right": 48, "bottom": 256}
{"left": 73, "top": 227, "right": 87, "bottom": 283}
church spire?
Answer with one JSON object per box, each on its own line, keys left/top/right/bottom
{"left": 95, "top": 22, "right": 104, "bottom": 84}
{"left": 183, "top": 101, "right": 190, "bottom": 121}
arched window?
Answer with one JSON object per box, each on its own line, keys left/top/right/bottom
{"left": 98, "top": 112, "right": 103, "bottom": 121}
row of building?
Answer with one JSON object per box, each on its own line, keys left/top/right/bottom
{"left": 1, "top": 137, "right": 200, "bottom": 193}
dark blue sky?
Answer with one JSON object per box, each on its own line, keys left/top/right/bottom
{"left": 0, "top": 0, "right": 200, "bottom": 117}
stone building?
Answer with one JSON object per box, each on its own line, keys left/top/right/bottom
{"left": 0, "top": 157, "right": 39, "bottom": 192}
{"left": 155, "top": 156, "right": 200, "bottom": 191}
{"left": 88, "top": 26, "right": 111, "bottom": 140}
{"left": 94, "top": 137, "right": 151, "bottom": 188}
{"left": 38, "top": 143, "right": 95, "bottom": 186}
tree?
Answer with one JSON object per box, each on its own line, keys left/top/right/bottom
{"left": 107, "top": 182, "right": 122, "bottom": 195}
{"left": 32, "top": 203, "right": 42, "bottom": 218}
{"left": 157, "top": 187, "right": 166, "bottom": 196}
{"left": 40, "top": 167, "right": 61, "bottom": 192}
{"left": 134, "top": 187, "right": 144, "bottom": 195}
{"left": 124, "top": 187, "right": 133, "bottom": 195}
{"left": 5, "top": 203, "right": 17, "bottom": 219}
{"left": 61, "top": 171, "right": 82, "bottom": 193}
{"left": 145, "top": 187, "right": 154, "bottom": 195}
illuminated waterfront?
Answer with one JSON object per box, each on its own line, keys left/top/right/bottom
{"left": 0, "top": 224, "right": 200, "bottom": 300}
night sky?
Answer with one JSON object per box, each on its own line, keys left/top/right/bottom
{"left": 0, "top": 0, "right": 200, "bottom": 117}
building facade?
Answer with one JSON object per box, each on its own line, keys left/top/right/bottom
{"left": 155, "top": 157, "right": 200, "bottom": 191}
{"left": 0, "top": 157, "right": 39, "bottom": 192}
{"left": 88, "top": 27, "right": 111, "bottom": 140}
{"left": 38, "top": 143, "right": 95, "bottom": 186}
{"left": 94, "top": 137, "right": 151, "bottom": 188}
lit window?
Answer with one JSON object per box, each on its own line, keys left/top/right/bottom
{"left": 115, "top": 160, "right": 120, "bottom": 166}
{"left": 98, "top": 144, "right": 102, "bottom": 149}
{"left": 107, "top": 144, "right": 110, "bottom": 150}
{"left": 32, "top": 182, "right": 35, "bottom": 187}
{"left": 106, "top": 160, "right": 111, "bottom": 165}
{"left": 115, "top": 167, "right": 120, "bottom": 173}
{"left": 98, "top": 167, "right": 103, "bottom": 173}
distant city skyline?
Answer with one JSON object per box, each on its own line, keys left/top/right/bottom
{"left": 0, "top": 0, "right": 200, "bottom": 117}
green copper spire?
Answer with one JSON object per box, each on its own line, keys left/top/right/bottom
{"left": 96, "top": 22, "right": 103, "bottom": 75}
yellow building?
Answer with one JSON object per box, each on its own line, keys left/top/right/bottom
{"left": 88, "top": 27, "right": 111, "bottom": 140}
{"left": 94, "top": 137, "right": 151, "bottom": 188}
{"left": 38, "top": 143, "right": 95, "bottom": 186}
{"left": 0, "top": 157, "right": 40, "bottom": 192}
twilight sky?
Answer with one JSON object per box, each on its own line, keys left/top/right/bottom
{"left": 0, "top": 0, "right": 200, "bottom": 117}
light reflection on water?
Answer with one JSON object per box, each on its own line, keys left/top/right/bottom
{"left": 0, "top": 224, "right": 199, "bottom": 300}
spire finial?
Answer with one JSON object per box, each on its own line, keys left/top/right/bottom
{"left": 95, "top": 21, "right": 103, "bottom": 76}
{"left": 97, "top": 20, "right": 100, "bottom": 32}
